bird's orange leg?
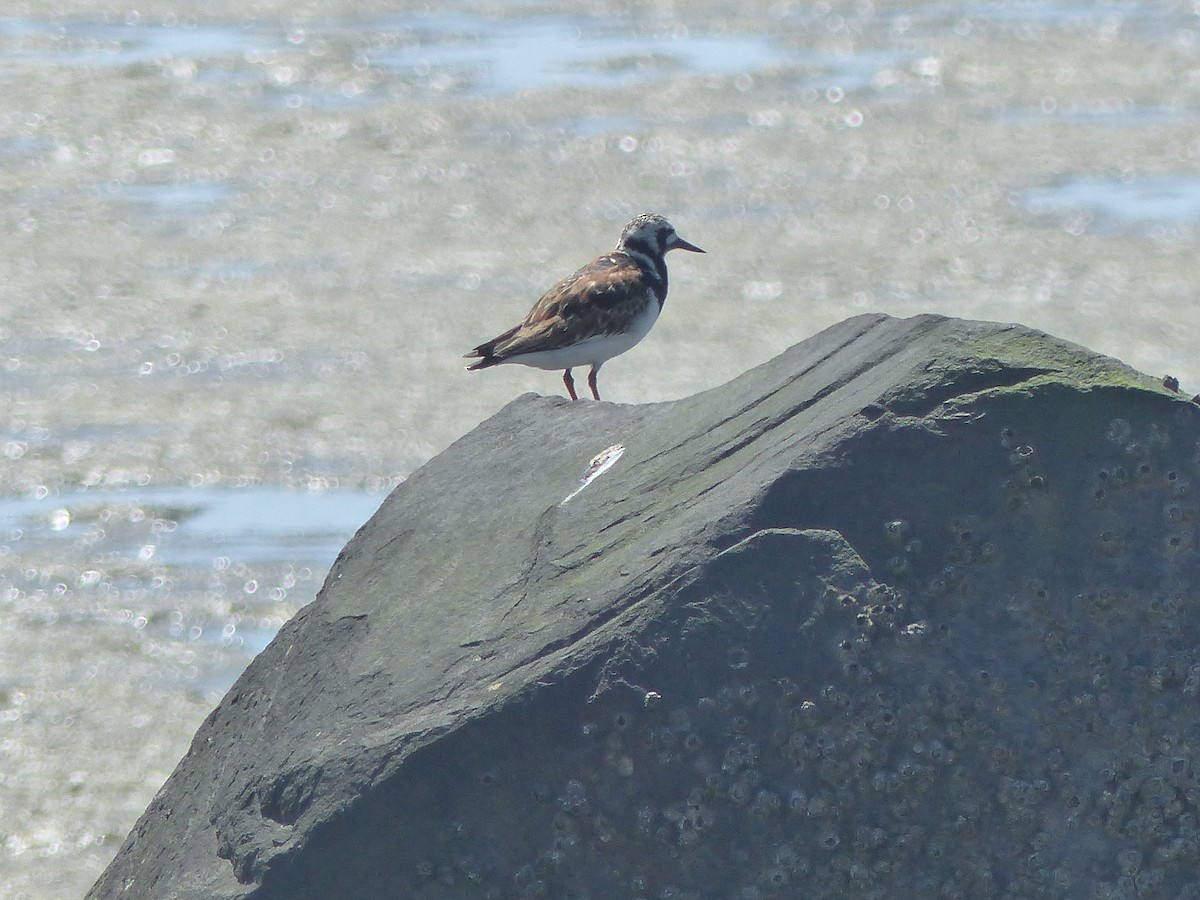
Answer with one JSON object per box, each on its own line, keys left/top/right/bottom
{"left": 587, "top": 367, "right": 601, "bottom": 401}
{"left": 562, "top": 369, "right": 579, "bottom": 401}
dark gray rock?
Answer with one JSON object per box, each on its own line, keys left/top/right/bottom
{"left": 90, "top": 313, "right": 1200, "bottom": 899}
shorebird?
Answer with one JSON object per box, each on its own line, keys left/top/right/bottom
{"left": 464, "top": 214, "right": 704, "bottom": 401}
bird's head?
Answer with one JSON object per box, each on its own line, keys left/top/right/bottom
{"left": 618, "top": 214, "right": 705, "bottom": 255}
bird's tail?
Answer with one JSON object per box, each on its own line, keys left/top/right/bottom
{"left": 464, "top": 344, "right": 501, "bottom": 371}
{"left": 465, "top": 324, "right": 521, "bottom": 370}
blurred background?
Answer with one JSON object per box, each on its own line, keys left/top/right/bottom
{"left": 2, "top": 0, "right": 1198, "bottom": 895}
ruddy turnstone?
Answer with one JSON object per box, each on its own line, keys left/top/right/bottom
{"left": 464, "top": 213, "right": 704, "bottom": 401}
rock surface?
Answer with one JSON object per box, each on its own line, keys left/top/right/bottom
{"left": 90, "top": 313, "right": 1200, "bottom": 899}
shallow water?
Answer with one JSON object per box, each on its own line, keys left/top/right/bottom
{"left": 3, "top": 0, "right": 1200, "bottom": 894}
{"left": 0, "top": 13, "right": 890, "bottom": 93}
{"left": 0, "top": 485, "right": 382, "bottom": 567}
{"left": 2, "top": 486, "right": 382, "bottom": 690}
{"left": 1025, "top": 174, "right": 1200, "bottom": 236}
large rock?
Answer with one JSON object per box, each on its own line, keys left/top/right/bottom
{"left": 90, "top": 314, "right": 1200, "bottom": 899}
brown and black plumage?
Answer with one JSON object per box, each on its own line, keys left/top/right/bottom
{"left": 465, "top": 214, "right": 703, "bottom": 401}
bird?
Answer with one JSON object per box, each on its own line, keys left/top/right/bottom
{"left": 464, "top": 213, "right": 704, "bottom": 401}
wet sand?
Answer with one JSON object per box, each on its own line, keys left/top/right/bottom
{"left": 2, "top": 1, "right": 1199, "bottom": 895}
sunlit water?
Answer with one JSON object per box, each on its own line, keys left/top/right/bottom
{"left": 3, "top": 0, "right": 1200, "bottom": 895}
{"left": 1025, "top": 175, "right": 1200, "bottom": 236}
{"left": 2, "top": 486, "right": 383, "bottom": 679}
{"left": 2, "top": 485, "right": 382, "bottom": 568}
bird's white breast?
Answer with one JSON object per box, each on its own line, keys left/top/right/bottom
{"left": 504, "top": 299, "right": 662, "bottom": 371}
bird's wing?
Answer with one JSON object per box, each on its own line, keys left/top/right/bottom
{"left": 488, "top": 254, "right": 646, "bottom": 358}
